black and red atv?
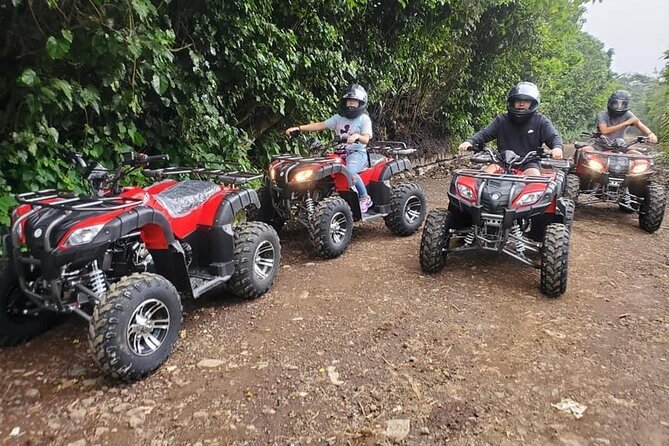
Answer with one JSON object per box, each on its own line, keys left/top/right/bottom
{"left": 565, "top": 133, "right": 666, "bottom": 233}
{"left": 252, "top": 133, "right": 427, "bottom": 258}
{"left": 1, "top": 153, "right": 281, "bottom": 381}
{"left": 419, "top": 148, "right": 574, "bottom": 297}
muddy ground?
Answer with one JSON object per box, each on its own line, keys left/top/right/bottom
{"left": 1, "top": 153, "right": 669, "bottom": 446}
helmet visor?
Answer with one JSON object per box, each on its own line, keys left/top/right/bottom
{"left": 609, "top": 99, "right": 628, "bottom": 111}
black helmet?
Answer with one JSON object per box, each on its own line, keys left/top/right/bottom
{"left": 339, "top": 84, "right": 368, "bottom": 119}
{"left": 507, "top": 81, "right": 540, "bottom": 123}
{"left": 607, "top": 90, "right": 631, "bottom": 118}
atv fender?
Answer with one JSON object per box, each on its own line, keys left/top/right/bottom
{"left": 379, "top": 159, "right": 412, "bottom": 181}
{"left": 104, "top": 207, "right": 190, "bottom": 293}
{"left": 555, "top": 197, "right": 572, "bottom": 223}
{"left": 210, "top": 190, "right": 261, "bottom": 276}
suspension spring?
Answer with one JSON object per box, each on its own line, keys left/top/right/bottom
{"left": 510, "top": 224, "right": 526, "bottom": 254}
{"left": 305, "top": 196, "right": 315, "bottom": 217}
{"left": 463, "top": 226, "right": 476, "bottom": 246}
{"left": 88, "top": 260, "right": 107, "bottom": 297}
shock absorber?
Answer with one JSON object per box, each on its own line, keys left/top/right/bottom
{"left": 305, "top": 196, "right": 315, "bottom": 217}
{"left": 510, "top": 224, "right": 526, "bottom": 255}
{"left": 463, "top": 226, "right": 476, "bottom": 246}
{"left": 87, "top": 260, "right": 107, "bottom": 297}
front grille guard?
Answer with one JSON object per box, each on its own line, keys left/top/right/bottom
{"left": 9, "top": 193, "right": 125, "bottom": 319}
{"left": 446, "top": 219, "right": 541, "bottom": 268}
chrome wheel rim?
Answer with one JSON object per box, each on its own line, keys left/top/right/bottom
{"left": 329, "top": 212, "right": 348, "bottom": 245}
{"left": 126, "top": 299, "right": 170, "bottom": 356}
{"left": 404, "top": 196, "right": 422, "bottom": 223}
{"left": 254, "top": 240, "right": 276, "bottom": 281}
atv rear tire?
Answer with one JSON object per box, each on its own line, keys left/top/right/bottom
{"left": 308, "top": 196, "right": 353, "bottom": 258}
{"left": 384, "top": 182, "right": 427, "bottom": 236}
{"left": 419, "top": 209, "right": 452, "bottom": 273}
{"left": 0, "top": 266, "right": 58, "bottom": 347}
{"left": 540, "top": 223, "right": 570, "bottom": 298}
{"left": 638, "top": 183, "right": 666, "bottom": 233}
{"left": 89, "top": 272, "right": 182, "bottom": 381}
{"left": 228, "top": 221, "right": 281, "bottom": 299}
{"left": 564, "top": 173, "right": 580, "bottom": 202}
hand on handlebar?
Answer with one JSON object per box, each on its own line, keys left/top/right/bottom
{"left": 648, "top": 133, "right": 658, "bottom": 144}
{"left": 548, "top": 147, "right": 563, "bottom": 160}
{"left": 286, "top": 127, "right": 301, "bottom": 137}
{"left": 346, "top": 133, "right": 361, "bottom": 144}
{"left": 458, "top": 141, "right": 473, "bottom": 153}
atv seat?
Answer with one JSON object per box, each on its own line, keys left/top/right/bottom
{"left": 368, "top": 153, "right": 386, "bottom": 167}
{"left": 154, "top": 180, "right": 220, "bottom": 217}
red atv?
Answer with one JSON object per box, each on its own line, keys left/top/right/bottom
{"left": 252, "top": 133, "right": 427, "bottom": 258}
{"left": 1, "top": 153, "right": 281, "bottom": 381}
{"left": 420, "top": 148, "right": 574, "bottom": 297}
{"left": 566, "top": 133, "right": 666, "bottom": 233}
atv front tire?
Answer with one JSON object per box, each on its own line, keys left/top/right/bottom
{"left": 639, "top": 183, "right": 666, "bottom": 233}
{"left": 0, "top": 266, "right": 58, "bottom": 347}
{"left": 564, "top": 173, "right": 580, "bottom": 202}
{"left": 385, "top": 182, "right": 427, "bottom": 236}
{"left": 89, "top": 272, "right": 182, "bottom": 381}
{"left": 308, "top": 196, "right": 353, "bottom": 258}
{"left": 419, "top": 209, "right": 452, "bottom": 273}
{"left": 540, "top": 223, "right": 570, "bottom": 298}
{"left": 228, "top": 221, "right": 281, "bottom": 299}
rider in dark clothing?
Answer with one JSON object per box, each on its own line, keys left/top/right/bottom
{"left": 459, "top": 82, "right": 564, "bottom": 175}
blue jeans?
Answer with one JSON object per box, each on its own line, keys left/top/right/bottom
{"left": 344, "top": 150, "right": 368, "bottom": 197}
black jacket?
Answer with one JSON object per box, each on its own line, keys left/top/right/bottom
{"left": 468, "top": 113, "right": 563, "bottom": 156}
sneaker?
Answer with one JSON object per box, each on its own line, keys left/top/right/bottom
{"left": 360, "top": 195, "right": 373, "bottom": 213}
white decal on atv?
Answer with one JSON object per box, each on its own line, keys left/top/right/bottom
{"left": 527, "top": 129, "right": 534, "bottom": 134}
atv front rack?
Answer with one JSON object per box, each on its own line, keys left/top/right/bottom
{"left": 455, "top": 169, "right": 553, "bottom": 184}
{"left": 17, "top": 189, "right": 142, "bottom": 211}
{"left": 272, "top": 154, "right": 337, "bottom": 164}
{"left": 144, "top": 167, "right": 262, "bottom": 185}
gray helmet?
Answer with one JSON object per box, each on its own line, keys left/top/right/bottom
{"left": 607, "top": 90, "right": 631, "bottom": 118}
{"left": 507, "top": 81, "right": 540, "bottom": 123}
{"left": 339, "top": 84, "right": 368, "bottom": 119}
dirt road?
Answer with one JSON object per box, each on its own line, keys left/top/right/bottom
{"left": 1, "top": 169, "right": 668, "bottom": 446}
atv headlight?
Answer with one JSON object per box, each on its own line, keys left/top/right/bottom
{"left": 293, "top": 170, "right": 314, "bottom": 183}
{"left": 63, "top": 224, "right": 104, "bottom": 247}
{"left": 515, "top": 191, "right": 543, "bottom": 206}
{"left": 456, "top": 184, "right": 475, "bottom": 201}
{"left": 630, "top": 159, "right": 650, "bottom": 174}
{"left": 587, "top": 158, "right": 605, "bottom": 173}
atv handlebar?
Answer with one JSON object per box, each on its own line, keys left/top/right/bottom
{"left": 125, "top": 153, "right": 170, "bottom": 166}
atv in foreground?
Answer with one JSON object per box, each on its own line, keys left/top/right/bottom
{"left": 566, "top": 133, "right": 666, "bottom": 233}
{"left": 2, "top": 153, "right": 281, "bottom": 381}
{"left": 253, "top": 133, "right": 427, "bottom": 258}
{"left": 419, "top": 148, "right": 574, "bottom": 297}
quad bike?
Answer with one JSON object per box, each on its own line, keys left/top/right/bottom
{"left": 1, "top": 153, "right": 281, "bottom": 381}
{"left": 565, "top": 133, "right": 666, "bottom": 233}
{"left": 252, "top": 132, "right": 427, "bottom": 258}
{"left": 419, "top": 148, "right": 574, "bottom": 297}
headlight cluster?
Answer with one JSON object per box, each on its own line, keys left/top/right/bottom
{"left": 515, "top": 191, "right": 543, "bottom": 206}
{"left": 630, "top": 159, "right": 651, "bottom": 174}
{"left": 63, "top": 224, "right": 104, "bottom": 247}
{"left": 587, "top": 157, "right": 605, "bottom": 173}
{"left": 456, "top": 183, "right": 475, "bottom": 201}
{"left": 292, "top": 169, "right": 314, "bottom": 183}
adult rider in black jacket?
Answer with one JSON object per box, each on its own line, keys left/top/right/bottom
{"left": 458, "top": 81, "right": 564, "bottom": 176}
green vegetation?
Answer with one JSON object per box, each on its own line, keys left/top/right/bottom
{"left": 0, "top": 0, "right": 656, "bottom": 223}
